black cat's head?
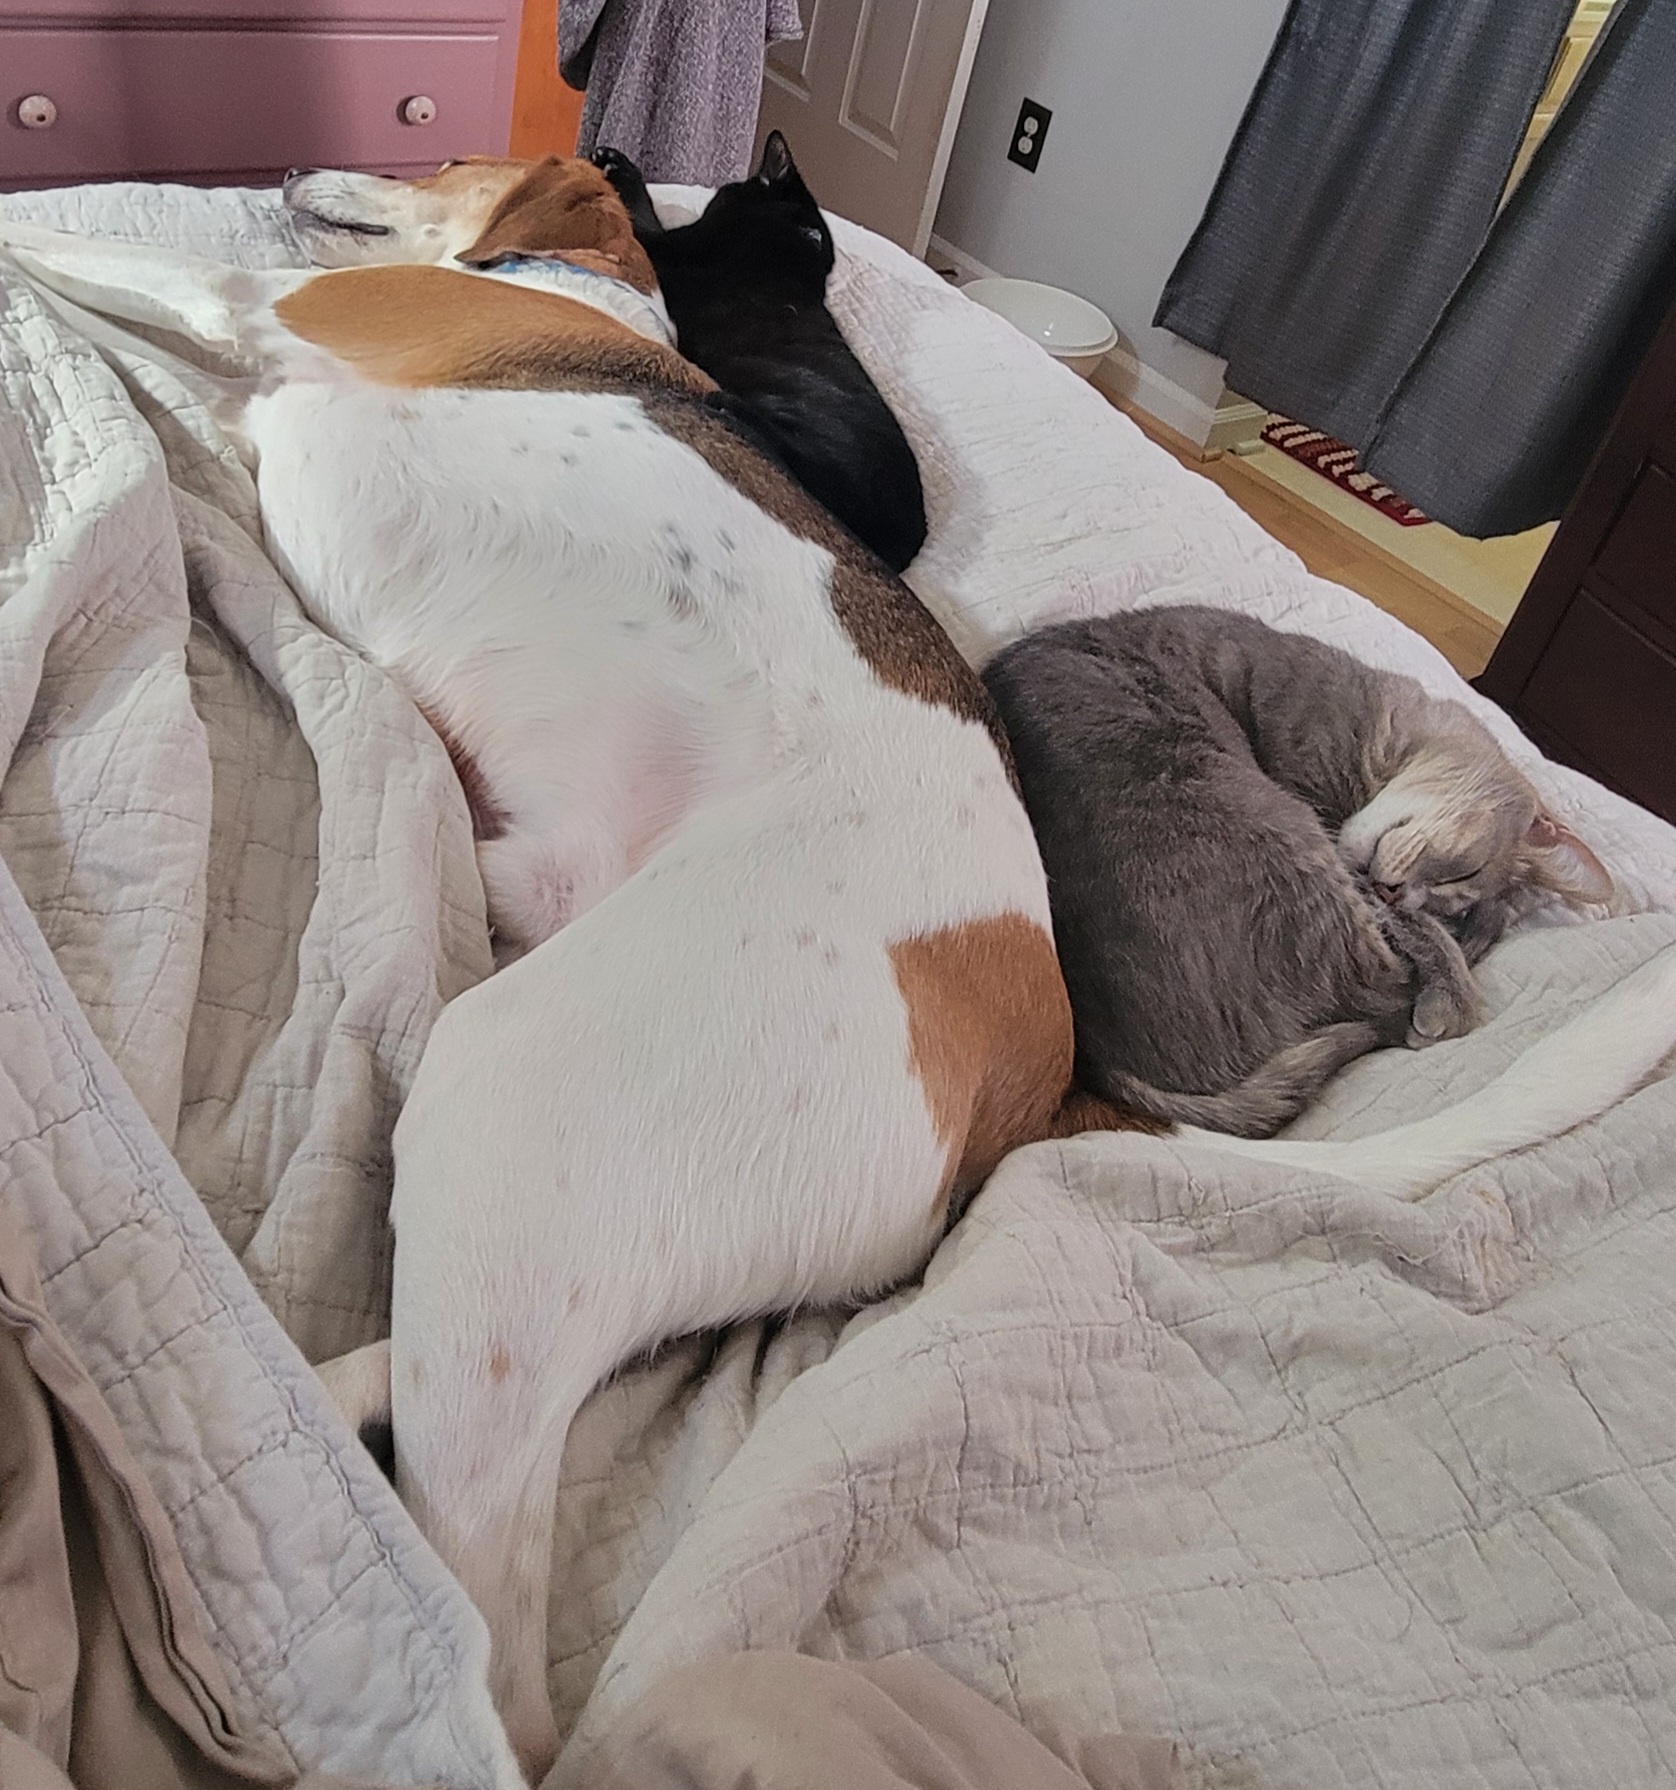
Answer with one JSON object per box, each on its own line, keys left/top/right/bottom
{"left": 698, "top": 132, "right": 835, "bottom": 283}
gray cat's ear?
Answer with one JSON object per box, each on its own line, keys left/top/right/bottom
{"left": 1525, "top": 811, "right": 1614, "bottom": 905}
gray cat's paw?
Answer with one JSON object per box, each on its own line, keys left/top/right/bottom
{"left": 1407, "top": 979, "right": 1479, "bottom": 1048}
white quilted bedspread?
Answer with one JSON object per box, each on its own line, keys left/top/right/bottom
{"left": 2, "top": 181, "right": 1674, "bottom": 1790}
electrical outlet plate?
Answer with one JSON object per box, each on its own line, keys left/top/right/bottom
{"left": 1008, "top": 98, "right": 1051, "bottom": 172}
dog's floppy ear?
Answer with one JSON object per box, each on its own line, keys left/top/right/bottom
{"left": 456, "top": 156, "right": 657, "bottom": 292}
{"left": 1523, "top": 810, "right": 1615, "bottom": 906}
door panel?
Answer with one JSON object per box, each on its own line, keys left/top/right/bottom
{"left": 759, "top": 0, "right": 988, "bottom": 256}
{"left": 767, "top": 0, "right": 820, "bottom": 94}
{"left": 844, "top": 0, "right": 921, "bottom": 153}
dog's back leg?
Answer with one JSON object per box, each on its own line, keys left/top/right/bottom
{"left": 391, "top": 1307, "right": 610, "bottom": 1783}
{"left": 387, "top": 987, "right": 698, "bottom": 1784}
{"left": 383, "top": 805, "right": 972, "bottom": 1780}
{"left": 389, "top": 1092, "right": 697, "bottom": 1783}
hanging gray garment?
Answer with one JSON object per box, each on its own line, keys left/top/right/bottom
{"left": 560, "top": 0, "right": 803, "bottom": 185}
{"left": 1365, "top": 0, "right": 1676, "bottom": 538}
{"left": 1152, "top": 0, "right": 1575, "bottom": 448}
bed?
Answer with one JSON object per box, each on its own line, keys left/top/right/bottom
{"left": 2, "top": 179, "right": 1674, "bottom": 1790}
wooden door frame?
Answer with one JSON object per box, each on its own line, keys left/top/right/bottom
{"left": 909, "top": 0, "right": 990, "bottom": 257}
{"left": 510, "top": 0, "right": 583, "bottom": 158}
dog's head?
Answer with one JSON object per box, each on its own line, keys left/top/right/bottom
{"left": 283, "top": 156, "right": 657, "bottom": 292}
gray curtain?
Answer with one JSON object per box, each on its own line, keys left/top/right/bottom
{"left": 1153, "top": 0, "right": 1576, "bottom": 449}
{"left": 1366, "top": 0, "right": 1676, "bottom": 536}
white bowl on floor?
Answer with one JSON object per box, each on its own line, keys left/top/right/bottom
{"left": 962, "top": 277, "right": 1118, "bottom": 379}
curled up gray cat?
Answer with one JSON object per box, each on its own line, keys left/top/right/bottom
{"left": 983, "top": 606, "right": 1614, "bottom": 1137}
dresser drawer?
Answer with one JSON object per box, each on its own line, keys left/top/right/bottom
{"left": 2, "top": 28, "right": 505, "bottom": 184}
{"left": 1595, "top": 460, "right": 1676, "bottom": 628}
{"left": 1521, "top": 591, "right": 1676, "bottom": 823}
{"left": 6, "top": 0, "right": 507, "bottom": 20}
{"left": 1652, "top": 390, "right": 1676, "bottom": 475}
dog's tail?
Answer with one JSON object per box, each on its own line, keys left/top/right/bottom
{"left": 1171, "top": 945, "right": 1676, "bottom": 1200}
{"left": 1078, "top": 1022, "right": 1381, "bottom": 1140}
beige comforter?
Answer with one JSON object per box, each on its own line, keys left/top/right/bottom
{"left": 3, "top": 180, "right": 1676, "bottom": 1790}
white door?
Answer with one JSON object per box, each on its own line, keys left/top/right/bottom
{"left": 758, "top": 0, "right": 991, "bottom": 257}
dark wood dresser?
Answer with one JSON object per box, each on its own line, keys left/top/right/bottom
{"left": 1478, "top": 296, "right": 1676, "bottom": 827}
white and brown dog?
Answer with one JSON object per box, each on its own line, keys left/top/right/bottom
{"left": 5, "top": 159, "right": 1673, "bottom": 1784}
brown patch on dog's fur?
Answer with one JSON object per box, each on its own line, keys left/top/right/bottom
{"left": 455, "top": 156, "right": 658, "bottom": 294}
{"left": 406, "top": 157, "right": 532, "bottom": 215}
{"left": 828, "top": 557, "right": 1016, "bottom": 773}
{"left": 418, "top": 702, "right": 509, "bottom": 842}
{"left": 639, "top": 392, "right": 1017, "bottom": 771}
{"left": 279, "top": 262, "right": 1008, "bottom": 765}
{"left": 893, "top": 917, "right": 1164, "bottom": 1224}
{"left": 890, "top": 913, "right": 1076, "bottom": 1220}
{"left": 275, "top": 264, "right": 711, "bottom": 395}
{"left": 487, "top": 1345, "right": 512, "bottom": 1384}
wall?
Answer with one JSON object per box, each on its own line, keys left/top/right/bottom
{"left": 932, "top": 0, "right": 1288, "bottom": 442}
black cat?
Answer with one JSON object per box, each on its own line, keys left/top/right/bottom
{"left": 595, "top": 133, "right": 928, "bottom": 574}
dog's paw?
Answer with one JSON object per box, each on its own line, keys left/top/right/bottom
{"left": 314, "top": 1338, "right": 392, "bottom": 1432}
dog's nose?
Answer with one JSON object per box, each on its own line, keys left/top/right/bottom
{"left": 1374, "top": 880, "right": 1403, "bottom": 906}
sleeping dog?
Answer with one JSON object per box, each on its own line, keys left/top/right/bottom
{"left": 5, "top": 160, "right": 1673, "bottom": 1785}
{"left": 0, "top": 161, "right": 1092, "bottom": 1782}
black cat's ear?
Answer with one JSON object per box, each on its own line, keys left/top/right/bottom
{"left": 757, "top": 131, "right": 797, "bottom": 187}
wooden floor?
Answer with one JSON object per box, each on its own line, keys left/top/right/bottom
{"left": 1115, "top": 405, "right": 1505, "bottom": 680}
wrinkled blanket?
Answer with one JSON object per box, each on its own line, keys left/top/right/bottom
{"left": 0, "top": 1202, "right": 418, "bottom": 1790}
{"left": 592, "top": 1653, "right": 1182, "bottom": 1790}
{"left": 2, "top": 180, "right": 1675, "bottom": 1790}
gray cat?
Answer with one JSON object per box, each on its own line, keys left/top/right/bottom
{"left": 982, "top": 605, "right": 1613, "bottom": 1136}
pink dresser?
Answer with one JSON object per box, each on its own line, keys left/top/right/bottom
{"left": 1, "top": 0, "right": 524, "bottom": 189}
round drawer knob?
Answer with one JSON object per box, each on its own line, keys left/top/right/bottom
{"left": 398, "top": 94, "right": 437, "bottom": 126}
{"left": 18, "top": 94, "right": 59, "bottom": 130}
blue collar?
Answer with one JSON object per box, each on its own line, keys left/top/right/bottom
{"left": 480, "top": 256, "right": 676, "bottom": 347}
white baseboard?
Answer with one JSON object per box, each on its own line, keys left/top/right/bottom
{"left": 926, "top": 234, "right": 1220, "bottom": 448}
{"left": 1090, "top": 344, "right": 1218, "bottom": 447}
{"left": 924, "top": 232, "right": 1002, "bottom": 285}
{"left": 1205, "top": 395, "right": 1269, "bottom": 456}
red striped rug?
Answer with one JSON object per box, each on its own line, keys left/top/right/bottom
{"left": 1260, "top": 417, "right": 1430, "bottom": 526}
